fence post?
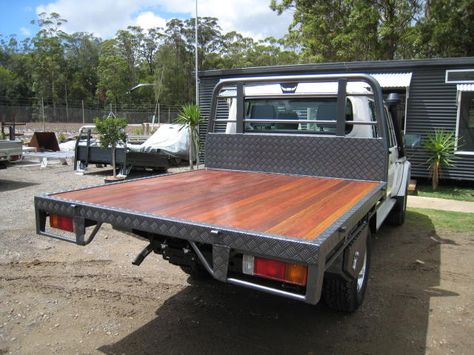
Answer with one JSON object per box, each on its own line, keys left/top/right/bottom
{"left": 168, "top": 107, "right": 171, "bottom": 123}
{"left": 41, "top": 97, "right": 45, "bottom": 132}
{"left": 65, "top": 84, "right": 69, "bottom": 123}
{"left": 82, "top": 100, "right": 85, "bottom": 124}
{"left": 158, "top": 103, "right": 161, "bottom": 124}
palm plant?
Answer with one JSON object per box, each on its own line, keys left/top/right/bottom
{"left": 422, "top": 129, "right": 457, "bottom": 189}
{"left": 94, "top": 114, "right": 128, "bottom": 178}
{"left": 176, "top": 104, "right": 202, "bottom": 170}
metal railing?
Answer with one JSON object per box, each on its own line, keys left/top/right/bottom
{"left": 207, "top": 73, "right": 387, "bottom": 141}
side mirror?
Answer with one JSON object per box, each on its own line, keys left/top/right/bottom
{"left": 404, "top": 133, "right": 421, "bottom": 149}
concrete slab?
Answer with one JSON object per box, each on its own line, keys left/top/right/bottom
{"left": 408, "top": 195, "right": 474, "bottom": 213}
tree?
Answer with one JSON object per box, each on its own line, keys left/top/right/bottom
{"left": 94, "top": 115, "right": 127, "bottom": 179}
{"left": 176, "top": 104, "right": 202, "bottom": 170}
{"left": 30, "top": 12, "right": 68, "bottom": 119}
{"left": 135, "top": 27, "right": 165, "bottom": 76}
{"left": 182, "top": 17, "right": 223, "bottom": 70}
{"left": 270, "top": 0, "right": 421, "bottom": 61}
{"left": 64, "top": 32, "right": 100, "bottom": 105}
{"left": 0, "top": 66, "right": 15, "bottom": 98}
{"left": 96, "top": 39, "right": 130, "bottom": 105}
{"left": 417, "top": 0, "right": 474, "bottom": 57}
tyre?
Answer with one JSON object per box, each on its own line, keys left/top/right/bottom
{"left": 387, "top": 183, "right": 408, "bottom": 226}
{"left": 323, "top": 232, "right": 371, "bottom": 313}
{"left": 152, "top": 167, "right": 167, "bottom": 174}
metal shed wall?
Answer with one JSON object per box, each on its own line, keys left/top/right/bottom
{"left": 405, "top": 66, "right": 474, "bottom": 180}
{"left": 199, "top": 58, "right": 474, "bottom": 181}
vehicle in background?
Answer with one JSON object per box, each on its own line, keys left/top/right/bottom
{"left": 0, "top": 140, "right": 23, "bottom": 169}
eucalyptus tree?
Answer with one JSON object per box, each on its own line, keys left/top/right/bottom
{"left": 30, "top": 12, "right": 68, "bottom": 118}
{"left": 0, "top": 35, "right": 34, "bottom": 103}
{"left": 270, "top": 0, "right": 422, "bottom": 61}
{"left": 64, "top": 32, "right": 100, "bottom": 105}
{"left": 96, "top": 39, "right": 130, "bottom": 105}
{"left": 417, "top": 0, "right": 474, "bottom": 58}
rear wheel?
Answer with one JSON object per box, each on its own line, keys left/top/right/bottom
{"left": 323, "top": 232, "right": 371, "bottom": 313}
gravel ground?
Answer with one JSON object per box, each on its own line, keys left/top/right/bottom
{"left": 0, "top": 161, "right": 473, "bottom": 354}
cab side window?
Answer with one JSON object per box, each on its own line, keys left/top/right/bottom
{"left": 385, "top": 108, "right": 397, "bottom": 148}
{"left": 368, "top": 100, "right": 378, "bottom": 138}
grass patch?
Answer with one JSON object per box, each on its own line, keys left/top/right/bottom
{"left": 416, "top": 184, "right": 474, "bottom": 202}
{"left": 407, "top": 208, "right": 474, "bottom": 233}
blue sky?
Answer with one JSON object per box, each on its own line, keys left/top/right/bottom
{"left": 0, "top": 0, "right": 43, "bottom": 38}
{"left": 0, "top": 0, "right": 292, "bottom": 40}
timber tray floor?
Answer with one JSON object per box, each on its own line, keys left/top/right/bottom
{"left": 53, "top": 169, "right": 380, "bottom": 241}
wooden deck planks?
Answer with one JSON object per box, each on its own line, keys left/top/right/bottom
{"left": 53, "top": 169, "right": 380, "bottom": 240}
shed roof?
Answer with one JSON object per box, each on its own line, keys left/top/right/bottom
{"left": 457, "top": 84, "right": 474, "bottom": 92}
{"left": 371, "top": 73, "right": 412, "bottom": 88}
{"left": 200, "top": 57, "right": 474, "bottom": 78}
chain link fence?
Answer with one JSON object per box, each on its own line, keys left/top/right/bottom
{"left": 0, "top": 98, "right": 181, "bottom": 125}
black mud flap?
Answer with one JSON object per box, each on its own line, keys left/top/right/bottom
{"left": 326, "top": 224, "right": 369, "bottom": 280}
{"left": 343, "top": 225, "right": 368, "bottom": 279}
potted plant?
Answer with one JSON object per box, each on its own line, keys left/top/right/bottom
{"left": 94, "top": 114, "right": 128, "bottom": 182}
{"left": 422, "top": 129, "right": 457, "bottom": 190}
{"left": 176, "top": 104, "right": 202, "bottom": 170}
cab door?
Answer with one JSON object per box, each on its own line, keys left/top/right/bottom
{"left": 385, "top": 108, "right": 403, "bottom": 196}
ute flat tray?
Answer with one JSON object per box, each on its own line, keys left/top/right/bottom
{"left": 51, "top": 169, "right": 381, "bottom": 241}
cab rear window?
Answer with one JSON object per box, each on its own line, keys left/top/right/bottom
{"left": 244, "top": 98, "right": 353, "bottom": 135}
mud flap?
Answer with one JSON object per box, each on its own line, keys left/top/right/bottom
{"left": 343, "top": 225, "right": 368, "bottom": 279}
{"left": 326, "top": 224, "right": 368, "bottom": 280}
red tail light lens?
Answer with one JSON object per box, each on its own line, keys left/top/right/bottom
{"left": 247, "top": 256, "right": 308, "bottom": 286}
{"left": 50, "top": 215, "right": 74, "bottom": 232}
{"left": 255, "top": 258, "right": 286, "bottom": 281}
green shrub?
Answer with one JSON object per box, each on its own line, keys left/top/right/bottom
{"left": 422, "top": 129, "right": 457, "bottom": 190}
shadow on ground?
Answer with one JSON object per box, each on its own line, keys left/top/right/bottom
{"left": 80, "top": 167, "right": 166, "bottom": 179}
{"left": 99, "top": 210, "right": 451, "bottom": 354}
{"left": 0, "top": 179, "right": 39, "bottom": 192}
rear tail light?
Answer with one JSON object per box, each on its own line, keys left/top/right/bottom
{"left": 9, "top": 155, "right": 20, "bottom": 161}
{"left": 242, "top": 255, "right": 307, "bottom": 286}
{"left": 50, "top": 214, "right": 74, "bottom": 232}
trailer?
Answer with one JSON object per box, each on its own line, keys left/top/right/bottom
{"left": 73, "top": 125, "right": 169, "bottom": 175}
{"left": 35, "top": 74, "right": 410, "bottom": 312}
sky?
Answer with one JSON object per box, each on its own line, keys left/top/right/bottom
{"left": 0, "top": 0, "right": 293, "bottom": 41}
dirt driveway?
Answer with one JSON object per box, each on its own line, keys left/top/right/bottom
{"left": 1, "top": 163, "right": 473, "bottom": 354}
